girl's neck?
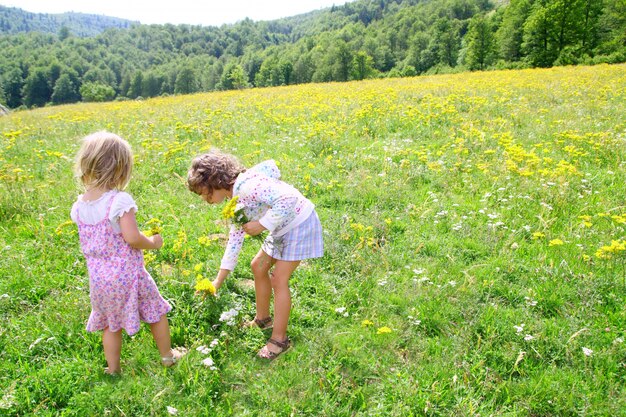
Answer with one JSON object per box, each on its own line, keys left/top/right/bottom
{"left": 83, "top": 187, "right": 112, "bottom": 202}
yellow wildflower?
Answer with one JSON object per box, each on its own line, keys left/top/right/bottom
{"left": 143, "top": 218, "right": 162, "bottom": 236}
{"left": 549, "top": 239, "right": 564, "bottom": 246}
{"left": 361, "top": 320, "right": 374, "bottom": 327}
{"left": 222, "top": 196, "right": 239, "bottom": 220}
{"left": 195, "top": 278, "right": 216, "bottom": 296}
{"left": 55, "top": 220, "right": 74, "bottom": 235}
{"left": 377, "top": 326, "right": 393, "bottom": 334}
{"left": 595, "top": 240, "right": 626, "bottom": 259}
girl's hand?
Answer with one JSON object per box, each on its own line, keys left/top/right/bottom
{"left": 212, "top": 269, "right": 230, "bottom": 294}
{"left": 121, "top": 210, "right": 163, "bottom": 250}
{"left": 150, "top": 234, "right": 163, "bottom": 249}
{"left": 242, "top": 221, "right": 266, "bottom": 236}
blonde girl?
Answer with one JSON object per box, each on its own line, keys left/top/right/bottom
{"left": 71, "top": 131, "right": 184, "bottom": 374}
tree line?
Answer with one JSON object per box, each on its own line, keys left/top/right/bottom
{"left": 0, "top": 5, "right": 137, "bottom": 37}
{"left": 0, "top": 0, "right": 624, "bottom": 109}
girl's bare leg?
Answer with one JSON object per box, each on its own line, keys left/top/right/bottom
{"left": 250, "top": 249, "right": 275, "bottom": 321}
{"left": 102, "top": 327, "right": 122, "bottom": 373}
{"left": 149, "top": 315, "right": 172, "bottom": 358}
{"left": 266, "top": 260, "right": 300, "bottom": 353}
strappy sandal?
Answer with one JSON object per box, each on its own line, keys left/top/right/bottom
{"left": 244, "top": 316, "right": 273, "bottom": 330}
{"left": 257, "top": 337, "right": 291, "bottom": 361}
{"left": 162, "top": 347, "right": 188, "bottom": 367}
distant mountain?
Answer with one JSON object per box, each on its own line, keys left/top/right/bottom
{"left": 0, "top": 5, "right": 138, "bottom": 37}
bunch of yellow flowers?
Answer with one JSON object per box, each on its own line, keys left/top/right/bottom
{"left": 595, "top": 240, "right": 626, "bottom": 259}
{"left": 143, "top": 218, "right": 163, "bottom": 237}
{"left": 195, "top": 277, "right": 216, "bottom": 297}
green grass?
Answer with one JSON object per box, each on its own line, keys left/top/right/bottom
{"left": 1, "top": 64, "right": 626, "bottom": 415}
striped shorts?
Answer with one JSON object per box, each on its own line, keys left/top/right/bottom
{"left": 262, "top": 211, "right": 324, "bottom": 261}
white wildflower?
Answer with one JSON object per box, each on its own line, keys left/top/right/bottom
{"left": 219, "top": 308, "right": 239, "bottom": 326}
{"left": 196, "top": 345, "right": 210, "bottom": 355}
{"left": 167, "top": 406, "right": 178, "bottom": 415}
{"left": 582, "top": 347, "right": 593, "bottom": 357}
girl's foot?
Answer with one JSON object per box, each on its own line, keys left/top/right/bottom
{"left": 161, "top": 347, "right": 188, "bottom": 367}
{"left": 244, "top": 316, "right": 273, "bottom": 330}
{"left": 258, "top": 337, "right": 291, "bottom": 361}
{"left": 104, "top": 367, "right": 120, "bottom": 375}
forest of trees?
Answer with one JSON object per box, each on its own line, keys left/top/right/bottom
{"left": 0, "top": 0, "right": 624, "bottom": 109}
{"left": 0, "top": 5, "right": 137, "bottom": 37}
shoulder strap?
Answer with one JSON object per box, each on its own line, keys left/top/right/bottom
{"left": 104, "top": 191, "right": 117, "bottom": 218}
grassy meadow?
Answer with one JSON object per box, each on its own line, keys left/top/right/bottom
{"left": 1, "top": 64, "right": 626, "bottom": 416}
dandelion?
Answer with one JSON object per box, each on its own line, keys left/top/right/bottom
{"left": 377, "top": 326, "right": 392, "bottom": 334}
{"left": 548, "top": 239, "right": 564, "bottom": 246}
{"left": 582, "top": 347, "right": 593, "bottom": 357}
{"left": 532, "top": 232, "right": 545, "bottom": 239}
{"left": 361, "top": 319, "right": 374, "bottom": 327}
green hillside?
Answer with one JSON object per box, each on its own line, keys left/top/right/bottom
{"left": 0, "top": 5, "right": 138, "bottom": 37}
{"left": 0, "top": 0, "right": 625, "bottom": 110}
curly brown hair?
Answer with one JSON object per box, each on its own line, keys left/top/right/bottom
{"left": 187, "top": 150, "right": 246, "bottom": 195}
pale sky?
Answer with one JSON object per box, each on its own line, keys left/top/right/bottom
{"left": 1, "top": 0, "right": 352, "bottom": 26}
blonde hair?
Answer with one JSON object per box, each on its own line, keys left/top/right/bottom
{"left": 187, "top": 150, "right": 245, "bottom": 195}
{"left": 75, "top": 131, "right": 133, "bottom": 190}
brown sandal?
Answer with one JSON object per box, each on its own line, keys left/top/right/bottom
{"left": 257, "top": 337, "right": 291, "bottom": 361}
{"left": 244, "top": 316, "right": 273, "bottom": 330}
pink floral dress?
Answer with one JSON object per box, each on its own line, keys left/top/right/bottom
{"left": 75, "top": 193, "right": 171, "bottom": 335}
